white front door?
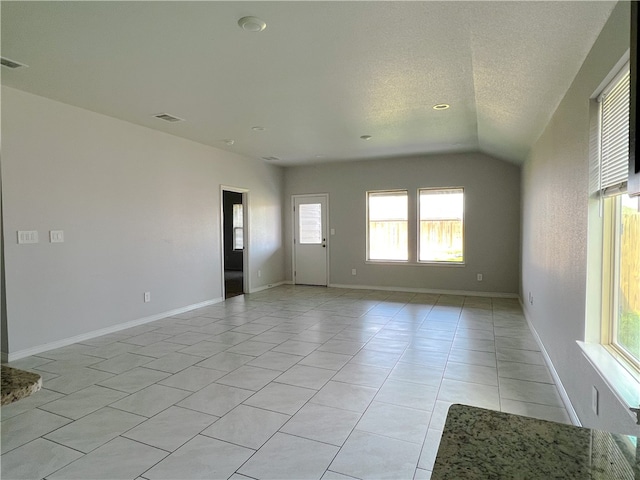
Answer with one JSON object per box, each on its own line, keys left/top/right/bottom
{"left": 293, "top": 194, "right": 328, "bottom": 286}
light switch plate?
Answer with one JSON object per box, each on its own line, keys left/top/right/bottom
{"left": 17, "top": 230, "right": 38, "bottom": 244}
{"left": 50, "top": 230, "right": 64, "bottom": 243}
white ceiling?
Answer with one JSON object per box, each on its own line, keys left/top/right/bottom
{"left": 1, "top": 1, "right": 617, "bottom": 166}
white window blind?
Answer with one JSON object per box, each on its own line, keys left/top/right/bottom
{"left": 599, "top": 67, "right": 630, "bottom": 195}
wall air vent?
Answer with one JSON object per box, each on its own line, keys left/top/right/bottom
{"left": 1, "top": 57, "right": 28, "bottom": 69}
{"left": 262, "top": 156, "right": 280, "bottom": 162}
{"left": 152, "top": 113, "right": 185, "bottom": 123}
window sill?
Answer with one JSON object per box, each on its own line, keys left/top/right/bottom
{"left": 577, "top": 341, "right": 639, "bottom": 421}
{"left": 365, "top": 260, "right": 466, "bottom": 267}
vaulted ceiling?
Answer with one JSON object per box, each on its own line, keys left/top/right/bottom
{"left": 1, "top": 1, "right": 616, "bottom": 165}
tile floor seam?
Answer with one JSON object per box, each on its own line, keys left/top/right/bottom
{"left": 491, "top": 306, "right": 503, "bottom": 413}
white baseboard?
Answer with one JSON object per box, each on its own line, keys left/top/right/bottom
{"left": 519, "top": 298, "right": 581, "bottom": 427}
{"left": 6, "top": 297, "right": 224, "bottom": 362}
{"left": 328, "top": 283, "right": 519, "bottom": 298}
{"left": 247, "top": 281, "right": 287, "bottom": 294}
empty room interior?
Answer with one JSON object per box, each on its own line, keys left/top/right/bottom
{"left": 1, "top": 1, "right": 639, "bottom": 479}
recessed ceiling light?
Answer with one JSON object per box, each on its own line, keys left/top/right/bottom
{"left": 360, "top": 135, "right": 372, "bottom": 140}
{"left": 252, "top": 126, "right": 266, "bottom": 131}
{"left": 238, "top": 16, "right": 267, "bottom": 32}
{"left": 220, "top": 139, "right": 235, "bottom": 146}
{"left": 433, "top": 104, "right": 450, "bottom": 110}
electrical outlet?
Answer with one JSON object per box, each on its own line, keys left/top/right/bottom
{"left": 351, "top": 268, "right": 357, "bottom": 276}
{"left": 50, "top": 230, "right": 64, "bottom": 243}
{"left": 529, "top": 292, "right": 534, "bottom": 305}
{"left": 144, "top": 292, "right": 151, "bottom": 303}
{"left": 477, "top": 273, "right": 483, "bottom": 281}
{"left": 258, "top": 270, "right": 262, "bottom": 278}
{"left": 592, "top": 386, "right": 599, "bottom": 415}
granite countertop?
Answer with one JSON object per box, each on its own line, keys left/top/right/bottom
{"left": 432, "top": 404, "right": 639, "bottom": 479}
{"left": 1, "top": 365, "right": 42, "bottom": 406}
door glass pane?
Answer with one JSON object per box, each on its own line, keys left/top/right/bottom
{"left": 299, "top": 203, "right": 322, "bottom": 244}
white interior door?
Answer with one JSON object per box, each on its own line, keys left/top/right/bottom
{"left": 293, "top": 195, "right": 328, "bottom": 286}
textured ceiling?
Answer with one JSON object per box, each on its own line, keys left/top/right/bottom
{"left": 1, "top": 1, "right": 616, "bottom": 166}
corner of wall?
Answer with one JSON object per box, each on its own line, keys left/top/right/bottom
{"left": 0, "top": 163, "right": 8, "bottom": 359}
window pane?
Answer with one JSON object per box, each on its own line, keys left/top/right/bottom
{"left": 299, "top": 203, "right": 322, "bottom": 244}
{"left": 419, "top": 189, "right": 463, "bottom": 262}
{"left": 233, "top": 227, "right": 243, "bottom": 250}
{"left": 233, "top": 204, "right": 243, "bottom": 228}
{"left": 368, "top": 191, "right": 408, "bottom": 261}
{"left": 232, "top": 204, "right": 243, "bottom": 250}
{"left": 615, "top": 194, "right": 640, "bottom": 362}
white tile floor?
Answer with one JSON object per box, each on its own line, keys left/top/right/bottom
{"left": 1, "top": 285, "right": 571, "bottom": 480}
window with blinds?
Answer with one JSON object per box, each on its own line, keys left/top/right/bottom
{"left": 597, "top": 61, "right": 640, "bottom": 373}
{"left": 599, "top": 66, "right": 630, "bottom": 195}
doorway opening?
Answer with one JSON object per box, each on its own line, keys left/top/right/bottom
{"left": 222, "top": 189, "right": 246, "bottom": 298}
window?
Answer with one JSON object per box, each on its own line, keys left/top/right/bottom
{"left": 233, "top": 203, "right": 243, "bottom": 250}
{"left": 598, "top": 64, "right": 640, "bottom": 372}
{"left": 419, "top": 188, "right": 464, "bottom": 263}
{"left": 367, "top": 190, "right": 408, "bottom": 261}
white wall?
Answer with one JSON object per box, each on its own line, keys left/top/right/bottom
{"left": 521, "top": 1, "right": 637, "bottom": 435}
{"left": 284, "top": 153, "right": 521, "bottom": 295}
{"left": 1, "top": 86, "right": 284, "bottom": 356}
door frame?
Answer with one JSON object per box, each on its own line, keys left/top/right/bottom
{"left": 291, "top": 193, "right": 330, "bottom": 286}
{"left": 220, "top": 185, "right": 249, "bottom": 298}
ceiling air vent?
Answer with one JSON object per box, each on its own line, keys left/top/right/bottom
{"left": 1, "top": 57, "right": 28, "bottom": 69}
{"left": 152, "top": 113, "right": 185, "bottom": 123}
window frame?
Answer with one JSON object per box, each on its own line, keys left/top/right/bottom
{"left": 601, "top": 195, "right": 640, "bottom": 374}
{"left": 597, "top": 61, "right": 640, "bottom": 375}
{"left": 366, "top": 189, "right": 409, "bottom": 263}
{"left": 417, "top": 187, "right": 465, "bottom": 265}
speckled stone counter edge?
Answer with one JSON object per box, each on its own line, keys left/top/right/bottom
{"left": 1, "top": 364, "right": 42, "bottom": 405}
{"left": 432, "top": 403, "right": 639, "bottom": 480}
